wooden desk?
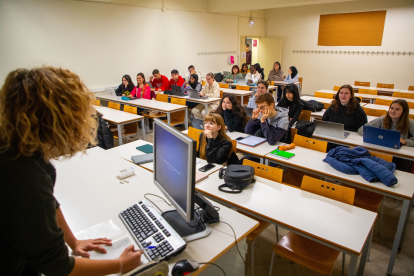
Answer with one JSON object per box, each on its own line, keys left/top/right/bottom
{"left": 315, "top": 89, "right": 378, "bottom": 103}
{"left": 196, "top": 173, "right": 376, "bottom": 276}
{"left": 53, "top": 147, "right": 259, "bottom": 275}
{"left": 264, "top": 146, "right": 414, "bottom": 275}
{"left": 220, "top": 89, "right": 255, "bottom": 106}
{"left": 95, "top": 93, "right": 189, "bottom": 129}
{"left": 363, "top": 104, "right": 414, "bottom": 115}
{"left": 376, "top": 95, "right": 414, "bottom": 104}
{"left": 95, "top": 106, "right": 144, "bottom": 145}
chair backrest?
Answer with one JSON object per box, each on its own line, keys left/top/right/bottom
{"left": 270, "top": 81, "right": 275, "bottom": 85}
{"left": 408, "top": 85, "right": 414, "bottom": 91}
{"left": 376, "top": 98, "right": 393, "bottom": 106}
{"left": 93, "top": 99, "right": 101, "bottom": 106}
{"left": 333, "top": 86, "right": 341, "bottom": 91}
{"left": 355, "top": 96, "right": 363, "bottom": 103}
{"left": 358, "top": 89, "right": 377, "bottom": 95}
{"left": 108, "top": 101, "right": 121, "bottom": 110}
{"left": 219, "top": 83, "right": 229, "bottom": 89}
{"left": 236, "top": 85, "right": 250, "bottom": 91}
{"left": 188, "top": 127, "right": 203, "bottom": 149}
{"left": 169, "top": 97, "right": 186, "bottom": 125}
{"left": 301, "top": 175, "right": 355, "bottom": 205}
{"left": 407, "top": 102, "right": 414, "bottom": 109}
{"left": 243, "top": 159, "right": 283, "bottom": 183}
{"left": 293, "top": 134, "right": 328, "bottom": 153}
{"left": 202, "top": 80, "right": 206, "bottom": 86}
{"left": 377, "top": 83, "right": 394, "bottom": 89}
{"left": 156, "top": 93, "right": 169, "bottom": 102}
{"left": 231, "top": 140, "right": 237, "bottom": 154}
{"left": 392, "top": 92, "right": 414, "bottom": 99}
{"left": 171, "top": 97, "right": 186, "bottom": 105}
{"left": 354, "top": 81, "right": 370, "bottom": 87}
{"left": 124, "top": 105, "right": 137, "bottom": 114}
{"left": 298, "top": 110, "right": 311, "bottom": 121}
{"left": 363, "top": 107, "right": 387, "bottom": 117}
{"left": 409, "top": 114, "right": 414, "bottom": 120}
{"left": 314, "top": 92, "right": 334, "bottom": 99}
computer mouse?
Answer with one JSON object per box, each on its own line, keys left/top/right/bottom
{"left": 172, "top": 259, "right": 199, "bottom": 276}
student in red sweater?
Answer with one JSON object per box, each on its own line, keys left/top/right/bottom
{"left": 149, "top": 69, "right": 169, "bottom": 93}
{"left": 168, "top": 69, "right": 185, "bottom": 89}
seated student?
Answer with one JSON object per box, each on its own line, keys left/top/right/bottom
{"left": 115, "top": 74, "right": 135, "bottom": 96}
{"left": 197, "top": 113, "right": 233, "bottom": 164}
{"left": 245, "top": 93, "right": 289, "bottom": 145}
{"left": 284, "top": 66, "right": 299, "bottom": 84}
{"left": 322, "top": 84, "right": 367, "bottom": 132}
{"left": 247, "top": 80, "right": 273, "bottom": 109}
{"left": 240, "top": 63, "right": 250, "bottom": 74}
{"left": 168, "top": 69, "right": 185, "bottom": 89}
{"left": 130, "top": 73, "right": 155, "bottom": 99}
{"left": 149, "top": 69, "right": 169, "bottom": 93}
{"left": 254, "top": 63, "right": 265, "bottom": 80}
{"left": 223, "top": 65, "right": 243, "bottom": 83}
{"left": 268, "top": 62, "right": 284, "bottom": 101}
{"left": 0, "top": 67, "right": 142, "bottom": 276}
{"left": 245, "top": 64, "right": 261, "bottom": 85}
{"left": 215, "top": 94, "right": 248, "bottom": 133}
{"left": 182, "top": 74, "right": 202, "bottom": 93}
{"left": 185, "top": 65, "right": 202, "bottom": 83}
{"left": 277, "top": 83, "right": 304, "bottom": 128}
{"left": 192, "top": 72, "right": 220, "bottom": 119}
{"left": 358, "top": 99, "right": 414, "bottom": 146}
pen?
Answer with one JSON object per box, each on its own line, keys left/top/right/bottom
{"left": 135, "top": 246, "right": 156, "bottom": 252}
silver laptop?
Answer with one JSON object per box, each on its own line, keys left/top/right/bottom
{"left": 187, "top": 89, "right": 208, "bottom": 99}
{"left": 314, "top": 121, "right": 350, "bottom": 139}
{"left": 223, "top": 71, "right": 230, "bottom": 77}
{"left": 105, "top": 87, "right": 116, "bottom": 97}
{"left": 234, "top": 77, "right": 246, "bottom": 85}
{"left": 190, "top": 118, "right": 204, "bottom": 130}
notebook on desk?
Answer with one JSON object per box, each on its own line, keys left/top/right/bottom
{"left": 237, "top": 136, "right": 267, "bottom": 147}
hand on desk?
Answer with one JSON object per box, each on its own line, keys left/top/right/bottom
{"left": 71, "top": 238, "right": 112, "bottom": 258}
{"left": 119, "top": 245, "right": 142, "bottom": 273}
{"left": 400, "top": 138, "right": 407, "bottom": 145}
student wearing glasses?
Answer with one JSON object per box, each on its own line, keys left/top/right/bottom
{"left": 247, "top": 80, "right": 273, "bottom": 109}
{"left": 223, "top": 65, "right": 243, "bottom": 83}
{"left": 130, "top": 73, "right": 155, "bottom": 100}
{"left": 245, "top": 93, "right": 289, "bottom": 145}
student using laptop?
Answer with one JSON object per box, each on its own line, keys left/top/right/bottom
{"left": 185, "top": 65, "right": 202, "bottom": 83}
{"left": 277, "top": 83, "right": 304, "bottom": 128}
{"left": 182, "top": 74, "right": 202, "bottom": 108}
{"left": 0, "top": 67, "right": 142, "bottom": 276}
{"left": 167, "top": 69, "right": 185, "bottom": 90}
{"left": 115, "top": 74, "right": 135, "bottom": 96}
{"left": 149, "top": 69, "right": 169, "bottom": 93}
{"left": 240, "top": 63, "right": 250, "bottom": 74}
{"left": 358, "top": 99, "right": 414, "bottom": 146}
{"left": 247, "top": 80, "right": 273, "bottom": 109}
{"left": 284, "top": 66, "right": 299, "bottom": 84}
{"left": 191, "top": 72, "right": 220, "bottom": 119}
{"left": 245, "top": 64, "right": 261, "bottom": 85}
{"left": 197, "top": 113, "right": 233, "bottom": 164}
{"left": 267, "top": 62, "right": 284, "bottom": 101}
{"left": 223, "top": 65, "right": 243, "bottom": 83}
{"left": 215, "top": 94, "right": 248, "bottom": 133}
{"left": 245, "top": 93, "right": 289, "bottom": 145}
{"left": 130, "top": 73, "right": 155, "bottom": 100}
{"left": 322, "top": 84, "right": 367, "bottom": 132}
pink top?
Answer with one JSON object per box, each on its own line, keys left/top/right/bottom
{"left": 131, "top": 84, "right": 154, "bottom": 99}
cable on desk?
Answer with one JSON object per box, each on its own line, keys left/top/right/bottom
{"left": 220, "top": 221, "right": 245, "bottom": 265}
{"left": 198, "top": 262, "right": 226, "bottom": 276}
{"left": 144, "top": 193, "right": 173, "bottom": 207}
{"left": 143, "top": 194, "right": 163, "bottom": 213}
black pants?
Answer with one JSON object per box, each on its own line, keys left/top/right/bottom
{"left": 21, "top": 264, "right": 40, "bottom": 276}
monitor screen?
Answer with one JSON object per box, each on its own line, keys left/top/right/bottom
{"left": 153, "top": 119, "right": 196, "bottom": 222}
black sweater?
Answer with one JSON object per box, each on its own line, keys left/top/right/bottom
{"left": 115, "top": 84, "right": 133, "bottom": 96}
{"left": 277, "top": 100, "right": 304, "bottom": 128}
{"left": 198, "top": 133, "right": 232, "bottom": 164}
{"left": 322, "top": 104, "right": 367, "bottom": 132}
{"left": 0, "top": 150, "right": 75, "bottom": 276}
{"left": 223, "top": 109, "right": 245, "bottom": 133}
{"left": 97, "top": 112, "right": 114, "bottom": 149}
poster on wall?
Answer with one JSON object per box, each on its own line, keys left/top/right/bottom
{"left": 241, "top": 52, "right": 246, "bottom": 58}
{"left": 253, "top": 40, "right": 257, "bottom": 47}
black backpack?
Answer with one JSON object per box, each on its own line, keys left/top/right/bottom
{"left": 218, "top": 165, "right": 255, "bottom": 193}
{"left": 302, "top": 99, "right": 324, "bottom": 112}
{"left": 214, "top": 73, "right": 224, "bottom": 82}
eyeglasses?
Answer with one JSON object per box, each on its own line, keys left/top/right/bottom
{"left": 203, "top": 121, "right": 216, "bottom": 127}
{"left": 257, "top": 104, "right": 269, "bottom": 111}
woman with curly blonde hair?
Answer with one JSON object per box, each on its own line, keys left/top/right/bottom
{"left": 0, "top": 67, "right": 141, "bottom": 276}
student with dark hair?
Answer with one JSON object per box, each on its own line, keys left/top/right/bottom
{"left": 245, "top": 44, "right": 252, "bottom": 66}
{"left": 284, "top": 66, "right": 299, "bottom": 84}
{"left": 223, "top": 65, "right": 243, "bottom": 83}
{"left": 322, "top": 84, "right": 367, "bottom": 132}
{"left": 277, "top": 83, "right": 304, "bottom": 128}
{"left": 168, "top": 69, "right": 185, "bottom": 90}
{"left": 130, "top": 73, "right": 155, "bottom": 100}
{"left": 149, "top": 69, "right": 169, "bottom": 93}
{"left": 268, "top": 62, "right": 284, "bottom": 101}
{"left": 254, "top": 63, "right": 265, "bottom": 80}
{"left": 245, "top": 64, "right": 261, "bottom": 85}
{"left": 247, "top": 80, "right": 273, "bottom": 109}
{"left": 115, "top": 75, "right": 135, "bottom": 96}
{"left": 215, "top": 94, "right": 248, "bottom": 133}
{"left": 185, "top": 65, "right": 202, "bottom": 83}
{"left": 182, "top": 74, "right": 202, "bottom": 93}
{"left": 240, "top": 63, "right": 250, "bottom": 74}
{"left": 245, "top": 93, "right": 289, "bottom": 145}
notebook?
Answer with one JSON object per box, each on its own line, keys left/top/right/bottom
{"left": 269, "top": 149, "right": 295, "bottom": 160}
{"left": 237, "top": 136, "right": 267, "bottom": 147}
{"left": 195, "top": 171, "right": 209, "bottom": 184}
{"left": 136, "top": 144, "right": 154, "bottom": 153}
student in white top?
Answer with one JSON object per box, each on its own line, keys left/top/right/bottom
{"left": 191, "top": 72, "right": 220, "bottom": 119}
{"left": 185, "top": 65, "right": 202, "bottom": 84}
{"left": 245, "top": 64, "right": 261, "bottom": 85}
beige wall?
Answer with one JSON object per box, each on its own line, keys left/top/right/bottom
{"left": 0, "top": 0, "right": 238, "bottom": 89}
{"left": 266, "top": 0, "right": 414, "bottom": 95}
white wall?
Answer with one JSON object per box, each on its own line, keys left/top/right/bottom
{"left": 0, "top": 0, "right": 238, "bottom": 89}
{"left": 266, "top": 0, "right": 414, "bottom": 95}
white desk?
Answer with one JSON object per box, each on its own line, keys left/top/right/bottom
{"left": 96, "top": 94, "right": 189, "bottom": 129}
{"left": 95, "top": 106, "right": 145, "bottom": 145}
{"left": 264, "top": 146, "right": 414, "bottom": 275}
{"left": 316, "top": 89, "right": 378, "bottom": 103}
{"left": 196, "top": 173, "right": 376, "bottom": 276}
{"left": 397, "top": 89, "right": 414, "bottom": 94}
{"left": 363, "top": 104, "right": 414, "bottom": 115}
{"left": 353, "top": 86, "right": 400, "bottom": 95}
{"left": 220, "top": 89, "right": 255, "bottom": 106}
{"left": 376, "top": 95, "right": 414, "bottom": 104}
{"left": 166, "top": 94, "right": 220, "bottom": 114}
{"left": 302, "top": 95, "right": 334, "bottom": 105}
{"left": 53, "top": 147, "right": 258, "bottom": 275}
{"left": 222, "top": 82, "right": 278, "bottom": 90}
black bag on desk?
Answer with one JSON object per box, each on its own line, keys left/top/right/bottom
{"left": 296, "top": 121, "right": 315, "bottom": 138}
{"left": 218, "top": 165, "right": 255, "bottom": 194}
{"left": 214, "top": 72, "right": 224, "bottom": 82}
{"left": 302, "top": 99, "right": 324, "bottom": 112}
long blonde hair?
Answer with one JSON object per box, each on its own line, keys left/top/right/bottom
{"left": 0, "top": 67, "right": 98, "bottom": 161}
{"left": 199, "top": 113, "right": 231, "bottom": 159}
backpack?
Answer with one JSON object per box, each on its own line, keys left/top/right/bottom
{"left": 218, "top": 165, "right": 255, "bottom": 193}
{"left": 296, "top": 121, "right": 315, "bottom": 138}
{"left": 214, "top": 73, "right": 224, "bottom": 82}
{"left": 302, "top": 99, "right": 324, "bottom": 112}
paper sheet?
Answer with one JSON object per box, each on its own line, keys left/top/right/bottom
{"left": 89, "top": 236, "right": 132, "bottom": 260}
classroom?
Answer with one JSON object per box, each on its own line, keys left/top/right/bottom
{"left": 1, "top": 0, "right": 413, "bottom": 275}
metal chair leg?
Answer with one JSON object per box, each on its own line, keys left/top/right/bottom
{"left": 342, "top": 253, "right": 345, "bottom": 276}
{"left": 269, "top": 250, "right": 275, "bottom": 276}
{"left": 251, "top": 239, "right": 255, "bottom": 276}
{"left": 379, "top": 198, "right": 384, "bottom": 237}
{"left": 367, "top": 231, "right": 373, "bottom": 262}
{"left": 275, "top": 226, "right": 279, "bottom": 242}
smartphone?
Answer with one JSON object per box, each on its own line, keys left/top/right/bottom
{"left": 198, "top": 163, "right": 215, "bottom": 172}
{"left": 235, "top": 137, "right": 245, "bottom": 141}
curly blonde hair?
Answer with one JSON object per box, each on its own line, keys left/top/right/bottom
{"left": 0, "top": 67, "right": 98, "bottom": 161}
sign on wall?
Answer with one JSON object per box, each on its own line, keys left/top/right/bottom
{"left": 241, "top": 52, "right": 246, "bottom": 58}
{"left": 253, "top": 40, "right": 257, "bottom": 47}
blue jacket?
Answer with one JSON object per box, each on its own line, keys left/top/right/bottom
{"left": 323, "top": 146, "right": 397, "bottom": 187}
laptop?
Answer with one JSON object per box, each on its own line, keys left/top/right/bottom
{"left": 234, "top": 77, "right": 246, "bottom": 85}
{"left": 187, "top": 89, "right": 208, "bottom": 99}
{"left": 165, "top": 85, "right": 186, "bottom": 96}
{"left": 243, "top": 106, "right": 253, "bottom": 117}
{"left": 363, "top": 126, "right": 401, "bottom": 149}
{"left": 314, "top": 121, "right": 350, "bottom": 139}
{"left": 223, "top": 71, "right": 230, "bottom": 77}
{"left": 105, "top": 87, "right": 116, "bottom": 97}
{"left": 190, "top": 118, "right": 204, "bottom": 130}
